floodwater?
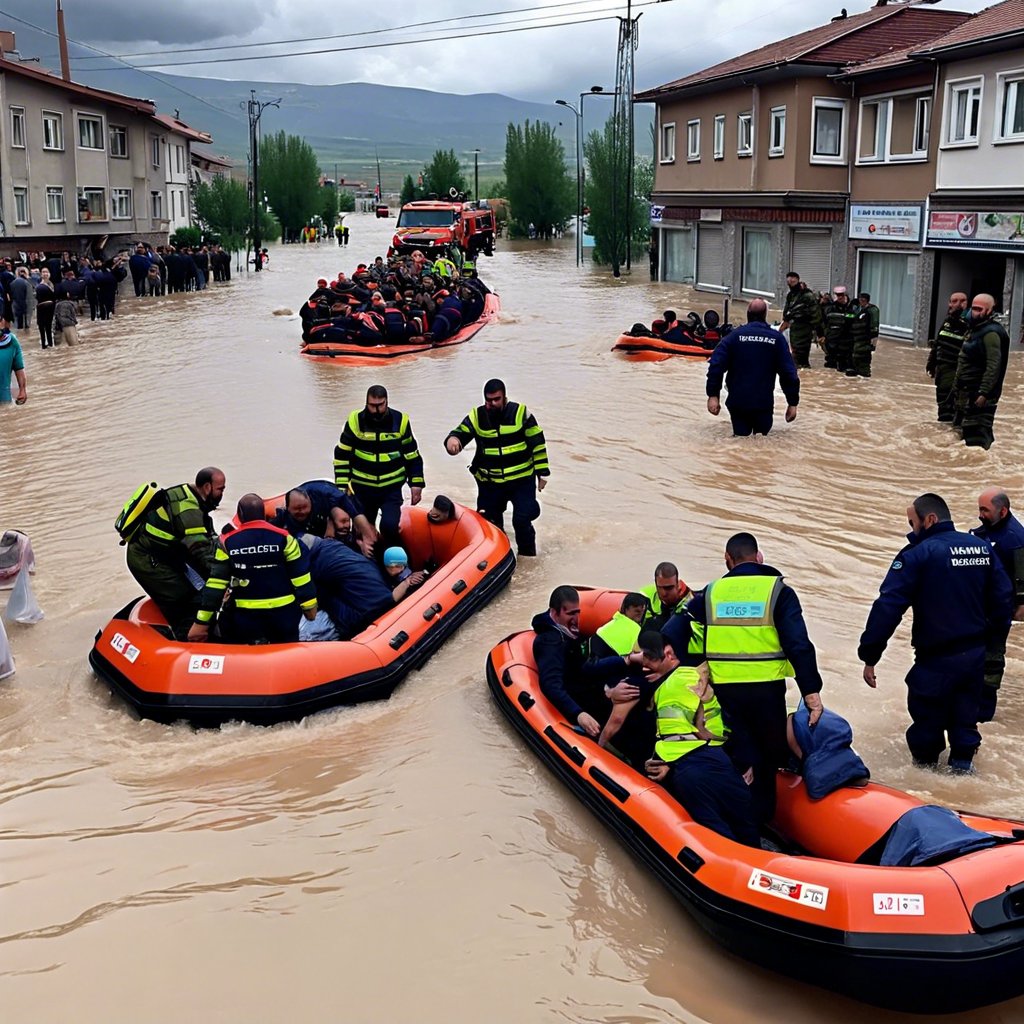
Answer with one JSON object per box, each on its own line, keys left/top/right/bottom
{"left": 2, "top": 213, "right": 1023, "bottom": 1023}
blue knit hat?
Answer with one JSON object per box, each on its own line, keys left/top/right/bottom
{"left": 383, "top": 546, "right": 408, "bottom": 567}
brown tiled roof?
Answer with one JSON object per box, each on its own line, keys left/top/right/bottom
{"left": 912, "top": 0, "right": 1024, "bottom": 54}
{"left": 0, "top": 54, "right": 155, "bottom": 113}
{"left": 152, "top": 112, "right": 213, "bottom": 145}
{"left": 636, "top": 6, "right": 970, "bottom": 99}
{"left": 845, "top": 11, "right": 974, "bottom": 75}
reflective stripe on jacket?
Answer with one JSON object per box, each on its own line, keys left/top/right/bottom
{"left": 133, "top": 482, "right": 216, "bottom": 577}
{"left": 704, "top": 574, "right": 794, "bottom": 684}
{"left": 333, "top": 408, "right": 425, "bottom": 490}
{"left": 654, "top": 666, "right": 727, "bottom": 762}
{"left": 448, "top": 401, "right": 550, "bottom": 484}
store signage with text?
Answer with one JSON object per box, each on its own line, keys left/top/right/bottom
{"left": 849, "top": 205, "right": 922, "bottom": 242}
{"left": 925, "top": 211, "right": 1024, "bottom": 252}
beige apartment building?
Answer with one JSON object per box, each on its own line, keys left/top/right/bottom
{"left": 0, "top": 32, "right": 211, "bottom": 257}
{"left": 637, "top": 3, "right": 971, "bottom": 340}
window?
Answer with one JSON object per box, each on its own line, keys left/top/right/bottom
{"left": 150, "top": 190, "right": 164, "bottom": 219}
{"left": 45, "top": 186, "right": 65, "bottom": 223}
{"left": 858, "top": 99, "right": 890, "bottom": 161}
{"left": 111, "top": 188, "right": 133, "bottom": 220}
{"left": 660, "top": 226, "right": 695, "bottom": 283}
{"left": 769, "top": 106, "right": 786, "bottom": 156}
{"left": 687, "top": 119, "right": 700, "bottom": 161}
{"left": 78, "top": 114, "right": 103, "bottom": 150}
{"left": 997, "top": 72, "right": 1024, "bottom": 141}
{"left": 914, "top": 96, "right": 931, "bottom": 154}
{"left": 175, "top": 144, "right": 186, "bottom": 174}
{"left": 742, "top": 228, "right": 774, "bottom": 295}
{"left": 737, "top": 112, "right": 753, "bottom": 156}
{"left": 858, "top": 250, "right": 918, "bottom": 336}
{"left": 10, "top": 106, "right": 25, "bottom": 148}
{"left": 811, "top": 98, "right": 846, "bottom": 162}
{"left": 151, "top": 135, "right": 161, "bottom": 168}
{"left": 858, "top": 92, "right": 931, "bottom": 162}
{"left": 660, "top": 121, "right": 676, "bottom": 163}
{"left": 946, "top": 79, "right": 981, "bottom": 145}
{"left": 77, "top": 186, "right": 107, "bottom": 222}
{"left": 42, "top": 110, "right": 63, "bottom": 150}
{"left": 713, "top": 114, "right": 725, "bottom": 159}
{"left": 13, "top": 186, "right": 29, "bottom": 226}
{"left": 109, "top": 124, "right": 128, "bottom": 158}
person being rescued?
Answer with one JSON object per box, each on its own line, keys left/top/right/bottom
{"left": 381, "top": 546, "right": 428, "bottom": 602}
{"left": 271, "top": 481, "right": 377, "bottom": 556}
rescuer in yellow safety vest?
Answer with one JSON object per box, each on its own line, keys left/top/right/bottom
{"left": 639, "top": 630, "right": 760, "bottom": 848}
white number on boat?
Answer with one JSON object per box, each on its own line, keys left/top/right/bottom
{"left": 873, "top": 893, "right": 925, "bottom": 915}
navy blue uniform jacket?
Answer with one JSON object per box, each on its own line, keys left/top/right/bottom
{"left": 307, "top": 538, "right": 393, "bottom": 636}
{"left": 706, "top": 321, "right": 800, "bottom": 411}
{"left": 858, "top": 521, "right": 1013, "bottom": 666}
{"left": 273, "top": 480, "right": 362, "bottom": 538}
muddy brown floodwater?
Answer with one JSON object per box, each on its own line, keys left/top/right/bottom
{"left": 2, "top": 213, "right": 1023, "bottom": 1022}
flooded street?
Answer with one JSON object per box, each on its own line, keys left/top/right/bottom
{"left": 3, "top": 212, "right": 1024, "bottom": 1022}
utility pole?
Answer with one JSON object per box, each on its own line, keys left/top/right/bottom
{"left": 612, "top": 1, "right": 640, "bottom": 277}
{"left": 247, "top": 90, "right": 280, "bottom": 271}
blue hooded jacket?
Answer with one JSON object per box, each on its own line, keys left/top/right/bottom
{"left": 305, "top": 537, "right": 393, "bottom": 638}
{"left": 790, "top": 701, "right": 869, "bottom": 800}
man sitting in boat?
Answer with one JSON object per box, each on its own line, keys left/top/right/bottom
{"left": 638, "top": 630, "right": 761, "bottom": 848}
{"left": 272, "top": 481, "right": 376, "bottom": 556}
{"left": 427, "top": 290, "right": 463, "bottom": 342}
{"left": 657, "top": 311, "right": 686, "bottom": 343}
{"left": 189, "top": 493, "right": 318, "bottom": 645}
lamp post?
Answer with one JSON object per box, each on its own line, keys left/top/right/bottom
{"left": 579, "top": 87, "right": 618, "bottom": 268}
{"left": 555, "top": 99, "right": 581, "bottom": 266}
{"left": 247, "top": 89, "right": 280, "bottom": 271}
{"left": 471, "top": 148, "right": 480, "bottom": 201}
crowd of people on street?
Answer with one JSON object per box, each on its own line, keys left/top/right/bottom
{"left": 300, "top": 248, "right": 490, "bottom": 345}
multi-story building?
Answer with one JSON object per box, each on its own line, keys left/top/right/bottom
{"left": 0, "top": 32, "right": 211, "bottom": 256}
{"left": 637, "top": 4, "right": 968, "bottom": 333}
{"left": 191, "top": 149, "right": 234, "bottom": 188}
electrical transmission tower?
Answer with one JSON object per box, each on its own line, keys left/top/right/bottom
{"left": 611, "top": 2, "right": 640, "bottom": 277}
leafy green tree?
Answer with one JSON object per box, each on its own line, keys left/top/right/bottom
{"left": 584, "top": 114, "right": 651, "bottom": 271}
{"left": 421, "top": 149, "right": 468, "bottom": 198}
{"left": 338, "top": 190, "right": 355, "bottom": 213}
{"left": 504, "top": 120, "right": 575, "bottom": 239}
{"left": 171, "top": 225, "right": 202, "bottom": 247}
{"left": 193, "top": 176, "right": 251, "bottom": 254}
{"left": 399, "top": 174, "right": 419, "bottom": 206}
{"left": 319, "top": 185, "right": 339, "bottom": 229}
{"left": 258, "top": 130, "right": 322, "bottom": 239}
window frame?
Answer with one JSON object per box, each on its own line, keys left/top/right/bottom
{"left": 77, "top": 112, "right": 105, "bottom": 151}
{"left": 737, "top": 112, "right": 753, "bottom": 157}
{"left": 77, "top": 186, "right": 108, "bottom": 223}
{"left": 109, "top": 124, "right": 129, "bottom": 158}
{"left": 914, "top": 95, "right": 931, "bottom": 155}
{"left": 660, "top": 120, "right": 676, "bottom": 164}
{"left": 111, "top": 187, "right": 133, "bottom": 220}
{"left": 811, "top": 97, "right": 847, "bottom": 164}
{"left": 13, "top": 185, "right": 30, "bottom": 226}
{"left": 995, "top": 69, "right": 1024, "bottom": 143}
{"left": 741, "top": 226, "right": 775, "bottom": 297}
{"left": 150, "top": 189, "right": 164, "bottom": 220}
{"left": 151, "top": 134, "right": 162, "bottom": 169}
{"left": 768, "top": 106, "right": 786, "bottom": 157}
{"left": 41, "top": 110, "right": 64, "bottom": 151}
{"left": 713, "top": 114, "right": 725, "bottom": 160}
{"left": 943, "top": 76, "right": 983, "bottom": 148}
{"left": 686, "top": 118, "right": 701, "bottom": 162}
{"left": 857, "top": 89, "right": 933, "bottom": 164}
{"left": 45, "top": 185, "right": 65, "bottom": 224}
{"left": 10, "top": 105, "right": 25, "bottom": 149}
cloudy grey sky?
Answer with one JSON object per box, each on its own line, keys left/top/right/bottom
{"left": 1, "top": 0, "right": 995, "bottom": 101}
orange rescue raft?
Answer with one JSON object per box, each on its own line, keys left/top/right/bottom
{"left": 612, "top": 332, "right": 716, "bottom": 362}
{"left": 487, "top": 587, "right": 1024, "bottom": 1014}
{"left": 301, "top": 292, "right": 500, "bottom": 365}
{"left": 90, "top": 504, "right": 514, "bottom": 726}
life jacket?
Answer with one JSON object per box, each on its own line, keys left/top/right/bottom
{"left": 654, "top": 666, "right": 727, "bottom": 762}
{"left": 467, "top": 402, "right": 535, "bottom": 483}
{"left": 132, "top": 483, "right": 213, "bottom": 562}
{"left": 641, "top": 583, "right": 704, "bottom": 656}
{"left": 594, "top": 611, "right": 641, "bottom": 656}
{"left": 382, "top": 307, "right": 408, "bottom": 338}
{"left": 823, "top": 303, "right": 857, "bottom": 343}
{"left": 114, "top": 481, "right": 166, "bottom": 545}
{"left": 704, "top": 574, "right": 794, "bottom": 685}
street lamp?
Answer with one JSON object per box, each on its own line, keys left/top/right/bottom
{"left": 465, "top": 148, "right": 481, "bottom": 201}
{"left": 555, "top": 99, "right": 581, "bottom": 266}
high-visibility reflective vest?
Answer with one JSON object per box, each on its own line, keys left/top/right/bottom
{"left": 654, "top": 666, "right": 727, "bottom": 762}
{"left": 132, "top": 482, "right": 216, "bottom": 574}
{"left": 640, "top": 583, "right": 704, "bottom": 655}
{"left": 466, "top": 403, "right": 541, "bottom": 483}
{"left": 595, "top": 611, "right": 641, "bottom": 656}
{"left": 704, "top": 574, "right": 794, "bottom": 685}
{"left": 933, "top": 314, "right": 971, "bottom": 367}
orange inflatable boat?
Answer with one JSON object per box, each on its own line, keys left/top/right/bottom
{"left": 487, "top": 587, "right": 1024, "bottom": 1013}
{"left": 612, "top": 332, "right": 716, "bottom": 362}
{"left": 301, "top": 292, "right": 500, "bottom": 365}
{"left": 90, "top": 503, "right": 514, "bottom": 726}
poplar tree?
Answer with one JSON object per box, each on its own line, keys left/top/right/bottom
{"left": 503, "top": 120, "right": 574, "bottom": 239}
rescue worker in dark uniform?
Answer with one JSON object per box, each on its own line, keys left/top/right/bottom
{"left": 926, "top": 291, "right": 970, "bottom": 423}
{"left": 189, "top": 493, "right": 318, "bottom": 645}
{"left": 859, "top": 493, "right": 1013, "bottom": 774}
{"left": 681, "top": 532, "right": 825, "bottom": 822}
{"left": 953, "top": 293, "right": 1010, "bottom": 450}
{"left": 780, "top": 275, "right": 822, "bottom": 370}
{"left": 125, "top": 467, "right": 225, "bottom": 639}
{"left": 445, "top": 378, "right": 550, "bottom": 556}
{"left": 333, "top": 385, "right": 425, "bottom": 546}
{"left": 272, "top": 480, "right": 376, "bottom": 555}
{"left": 971, "top": 487, "right": 1024, "bottom": 721}
{"left": 640, "top": 630, "right": 761, "bottom": 847}
{"left": 822, "top": 286, "right": 857, "bottom": 372}
{"left": 849, "top": 292, "right": 880, "bottom": 378}
{"left": 706, "top": 298, "right": 800, "bottom": 437}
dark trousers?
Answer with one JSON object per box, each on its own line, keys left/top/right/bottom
{"left": 980, "top": 637, "right": 1005, "bottom": 723}
{"left": 131, "top": 272, "right": 146, "bottom": 297}
{"left": 87, "top": 285, "right": 102, "bottom": 320}
{"left": 664, "top": 746, "right": 761, "bottom": 847}
{"left": 960, "top": 401, "right": 998, "bottom": 450}
{"left": 727, "top": 406, "right": 774, "bottom": 437}
{"left": 352, "top": 483, "right": 404, "bottom": 544}
{"left": 126, "top": 546, "right": 201, "bottom": 639}
{"left": 905, "top": 647, "right": 985, "bottom": 765}
{"left": 789, "top": 326, "right": 813, "bottom": 368}
{"left": 476, "top": 476, "right": 541, "bottom": 555}
{"left": 851, "top": 337, "right": 874, "bottom": 377}
{"left": 37, "top": 305, "right": 54, "bottom": 348}
{"left": 223, "top": 606, "right": 300, "bottom": 645}
{"left": 713, "top": 680, "right": 788, "bottom": 823}
{"left": 934, "top": 364, "right": 957, "bottom": 422}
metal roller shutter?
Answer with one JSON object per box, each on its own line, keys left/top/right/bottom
{"left": 697, "top": 225, "right": 725, "bottom": 289}
{"left": 790, "top": 229, "right": 832, "bottom": 294}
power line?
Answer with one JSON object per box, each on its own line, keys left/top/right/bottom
{"left": 65, "top": 0, "right": 659, "bottom": 61}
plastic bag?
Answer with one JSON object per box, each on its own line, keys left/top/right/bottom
{"left": 0, "top": 530, "right": 35, "bottom": 590}
{"left": 0, "top": 616, "right": 14, "bottom": 678}
{"left": 4, "top": 566, "right": 44, "bottom": 624}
